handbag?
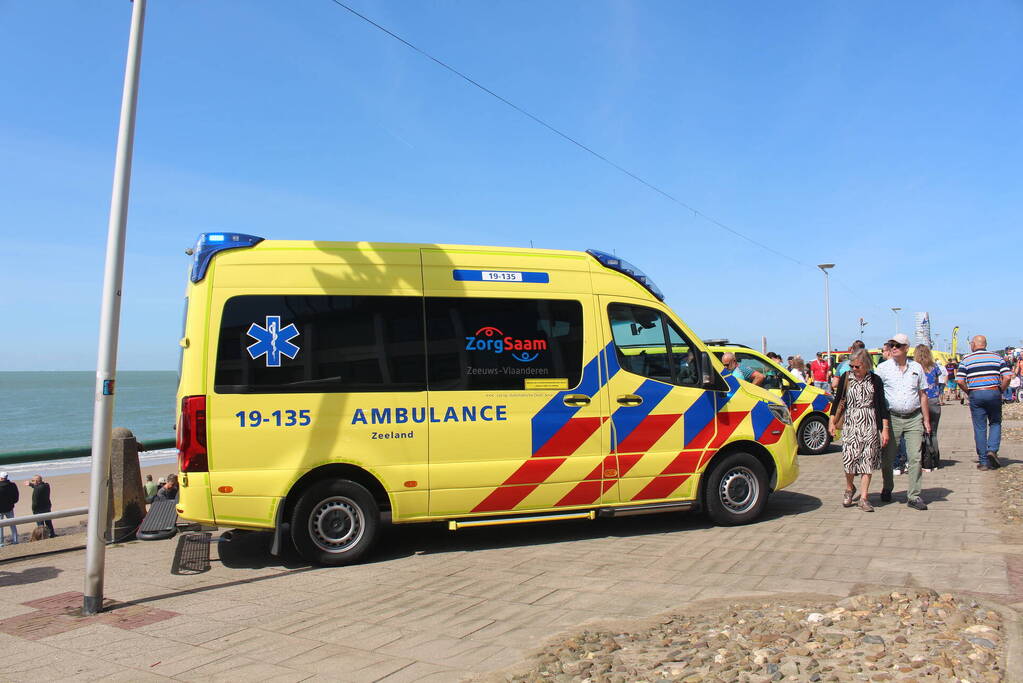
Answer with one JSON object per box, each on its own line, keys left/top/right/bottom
{"left": 833, "top": 374, "right": 848, "bottom": 430}
{"left": 921, "top": 432, "right": 940, "bottom": 469}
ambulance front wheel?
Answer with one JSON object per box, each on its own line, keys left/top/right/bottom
{"left": 798, "top": 415, "right": 831, "bottom": 455}
{"left": 291, "top": 479, "right": 379, "bottom": 565}
{"left": 704, "top": 452, "right": 768, "bottom": 526}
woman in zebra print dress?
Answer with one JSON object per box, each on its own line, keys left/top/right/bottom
{"left": 829, "top": 349, "right": 890, "bottom": 512}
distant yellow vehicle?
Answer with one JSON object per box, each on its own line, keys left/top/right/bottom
{"left": 176, "top": 234, "right": 799, "bottom": 565}
{"left": 708, "top": 344, "right": 834, "bottom": 455}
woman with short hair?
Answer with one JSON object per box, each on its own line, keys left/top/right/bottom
{"left": 829, "top": 349, "right": 890, "bottom": 511}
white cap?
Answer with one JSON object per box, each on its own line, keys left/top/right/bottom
{"left": 887, "top": 333, "right": 911, "bottom": 346}
{"left": 0, "top": 472, "right": 8, "bottom": 479}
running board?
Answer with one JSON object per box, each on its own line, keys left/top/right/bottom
{"left": 448, "top": 510, "right": 595, "bottom": 530}
{"left": 597, "top": 501, "right": 695, "bottom": 518}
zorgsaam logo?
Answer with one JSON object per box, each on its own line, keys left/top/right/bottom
{"left": 464, "top": 326, "right": 546, "bottom": 362}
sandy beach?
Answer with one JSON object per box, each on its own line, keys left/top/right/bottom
{"left": 0, "top": 463, "right": 178, "bottom": 546}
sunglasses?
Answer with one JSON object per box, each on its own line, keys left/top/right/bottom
{"left": 851, "top": 363, "right": 863, "bottom": 368}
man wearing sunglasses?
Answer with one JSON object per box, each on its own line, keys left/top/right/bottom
{"left": 875, "top": 333, "right": 932, "bottom": 510}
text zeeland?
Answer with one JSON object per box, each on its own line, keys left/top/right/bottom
{"left": 351, "top": 405, "right": 508, "bottom": 425}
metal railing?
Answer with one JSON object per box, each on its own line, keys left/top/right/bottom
{"left": 0, "top": 438, "right": 175, "bottom": 467}
{"left": 0, "top": 507, "right": 89, "bottom": 528}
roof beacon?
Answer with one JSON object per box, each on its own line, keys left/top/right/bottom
{"left": 586, "top": 249, "right": 665, "bottom": 301}
{"left": 190, "top": 232, "right": 264, "bottom": 283}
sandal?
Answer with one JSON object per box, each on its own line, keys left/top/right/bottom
{"left": 858, "top": 499, "right": 874, "bottom": 512}
{"left": 843, "top": 487, "right": 857, "bottom": 507}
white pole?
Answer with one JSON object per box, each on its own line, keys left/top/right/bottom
{"left": 83, "top": 0, "right": 146, "bottom": 616}
{"left": 817, "top": 264, "right": 835, "bottom": 373}
{"left": 824, "top": 271, "right": 832, "bottom": 367}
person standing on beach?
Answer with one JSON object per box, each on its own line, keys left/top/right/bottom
{"left": 144, "top": 474, "right": 157, "bottom": 501}
{"left": 0, "top": 472, "right": 20, "bottom": 546}
{"left": 26, "top": 475, "right": 54, "bottom": 538}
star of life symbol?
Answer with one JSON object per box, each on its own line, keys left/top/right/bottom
{"left": 246, "top": 315, "right": 300, "bottom": 367}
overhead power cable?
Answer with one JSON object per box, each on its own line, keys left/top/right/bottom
{"left": 327, "top": 0, "right": 812, "bottom": 268}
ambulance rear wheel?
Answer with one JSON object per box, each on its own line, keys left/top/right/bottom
{"left": 704, "top": 452, "right": 768, "bottom": 526}
{"left": 798, "top": 415, "right": 831, "bottom": 455}
{"left": 291, "top": 479, "right": 379, "bottom": 566}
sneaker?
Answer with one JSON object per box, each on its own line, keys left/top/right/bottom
{"left": 843, "top": 487, "right": 857, "bottom": 508}
{"left": 880, "top": 489, "right": 892, "bottom": 503}
{"left": 907, "top": 498, "right": 928, "bottom": 511}
{"left": 858, "top": 499, "right": 875, "bottom": 512}
{"left": 978, "top": 464, "right": 993, "bottom": 471}
{"left": 987, "top": 452, "right": 1001, "bottom": 469}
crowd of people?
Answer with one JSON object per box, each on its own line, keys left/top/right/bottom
{"left": 0, "top": 470, "right": 179, "bottom": 546}
{"left": 821, "top": 333, "right": 1015, "bottom": 513}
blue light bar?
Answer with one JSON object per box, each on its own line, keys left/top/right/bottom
{"left": 586, "top": 249, "right": 665, "bottom": 301}
{"left": 190, "top": 232, "right": 264, "bottom": 283}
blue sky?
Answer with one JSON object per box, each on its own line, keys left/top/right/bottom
{"left": 3, "top": 1, "right": 1021, "bottom": 371}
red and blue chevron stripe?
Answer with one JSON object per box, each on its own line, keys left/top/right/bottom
{"left": 473, "top": 342, "right": 618, "bottom": 513}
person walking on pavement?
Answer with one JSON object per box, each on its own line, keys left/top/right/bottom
{"left": 829, "top": 349, "right": 890, "bottom": 512}
{"left": 957, "top": 335, "right": 1012, "bottom": 470}
{"left": 26, "top": 475, "right": 54, "bottom": 538}
{"left": 831, "top": 340, "right": 866, "bottom": 392}
{"left": 915, "top": 345, "right": 944, "bottom": 470}
{"left": 876, "top": 333, "right": 932, "bottom": 510}
{"left": 810, "top": 352, "right": 831, "bottom": 393}
{"left": 0, "top": 472, "right": 20, "bottom": 546}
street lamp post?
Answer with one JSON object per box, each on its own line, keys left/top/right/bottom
{"left": 83, "top": 0, "right": 147, "bottom": 616}
{"left": 891, "top": 307, "right": 902, "bottom": 335}
{"left": 818, "top": 263, "right": 835, "bottom": 372}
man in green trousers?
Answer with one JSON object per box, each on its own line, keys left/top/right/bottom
{"left": 875, "top": 333, "right": 932, "bottom": 510}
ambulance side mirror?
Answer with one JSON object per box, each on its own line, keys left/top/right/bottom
{"left": 700, "top": 351, "right": 716, "bottom": 388}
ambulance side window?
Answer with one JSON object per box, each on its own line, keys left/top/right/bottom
{"left": 737, "top": 353, "right": 783, "bottom": 390}
{"left": 214, "top": 295, "right": 426, "bottom": 393}
{"left": 608, "top": 304, "right": 698, "bottom": 386}
{"left": 426, "top": 297, "right": 584, "bottom": 390}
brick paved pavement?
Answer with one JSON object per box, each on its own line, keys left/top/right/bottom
{"left": 0, "top": 402, "right": 1019, "bottom": 681}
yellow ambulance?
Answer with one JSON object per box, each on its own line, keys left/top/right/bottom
{"left": 176, "top": 234, "right": 799, "bottom": 565}
{"left": 707, "top": 344, "right": 834, "bottom": 455}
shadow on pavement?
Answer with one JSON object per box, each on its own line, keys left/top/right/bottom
{"left": 0, "top": 565, "right": 61, "bottom": 588}
{"left": 213, "top": 491, "right": 823, "bottom": 570}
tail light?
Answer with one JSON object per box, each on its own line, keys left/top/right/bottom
{"left": 177, "top": 395, "right": 208, "bottom": 472}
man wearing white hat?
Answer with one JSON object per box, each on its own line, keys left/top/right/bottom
{"left": 0, "top": 471, "right": 20, "bottom": 545}
{"left": 875, "top": 333, "right": 932, "bottom": 510}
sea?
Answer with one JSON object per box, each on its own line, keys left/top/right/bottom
{"left": 0, "top": 371, "right": 179, "bottom": 477}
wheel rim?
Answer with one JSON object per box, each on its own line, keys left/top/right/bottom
{"left": 719, "top": 466, "right": 760, "bottom": 514}
{"left": 803, "top": 419, "right": 828, "bottom": 451}
{"left": 309, "top": 496, "right": 364, "bottom": 553}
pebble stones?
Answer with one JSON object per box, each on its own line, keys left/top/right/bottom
{"left": 505, "top": 589, "right": 1005, "bottom": 682}
{"left": 996, "top": 402, "right": 1023, "bottom": 524}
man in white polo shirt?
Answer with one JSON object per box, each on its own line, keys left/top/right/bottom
{"left": 875, "top": 333, "right": 932, "bottom": 510}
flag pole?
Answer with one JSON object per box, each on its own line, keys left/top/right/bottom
{"left": 83, "top": 0, "right": 147, "bottom": 616}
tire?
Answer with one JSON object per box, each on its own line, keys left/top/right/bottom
{"left": 798, "top": 415, "right": 831, "bottom": 455}
{"left": 703, "top": 452, "right": 769, "bottom": 526}
{"left": 291, "top": 479, "right": 379, "bottom": 566}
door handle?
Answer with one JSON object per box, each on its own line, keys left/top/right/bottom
{"left": 617, "top": 394, "right": 643, "bottom": 406}
{"left": 562, "top": 394, "right": 591, "bottom": 407}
